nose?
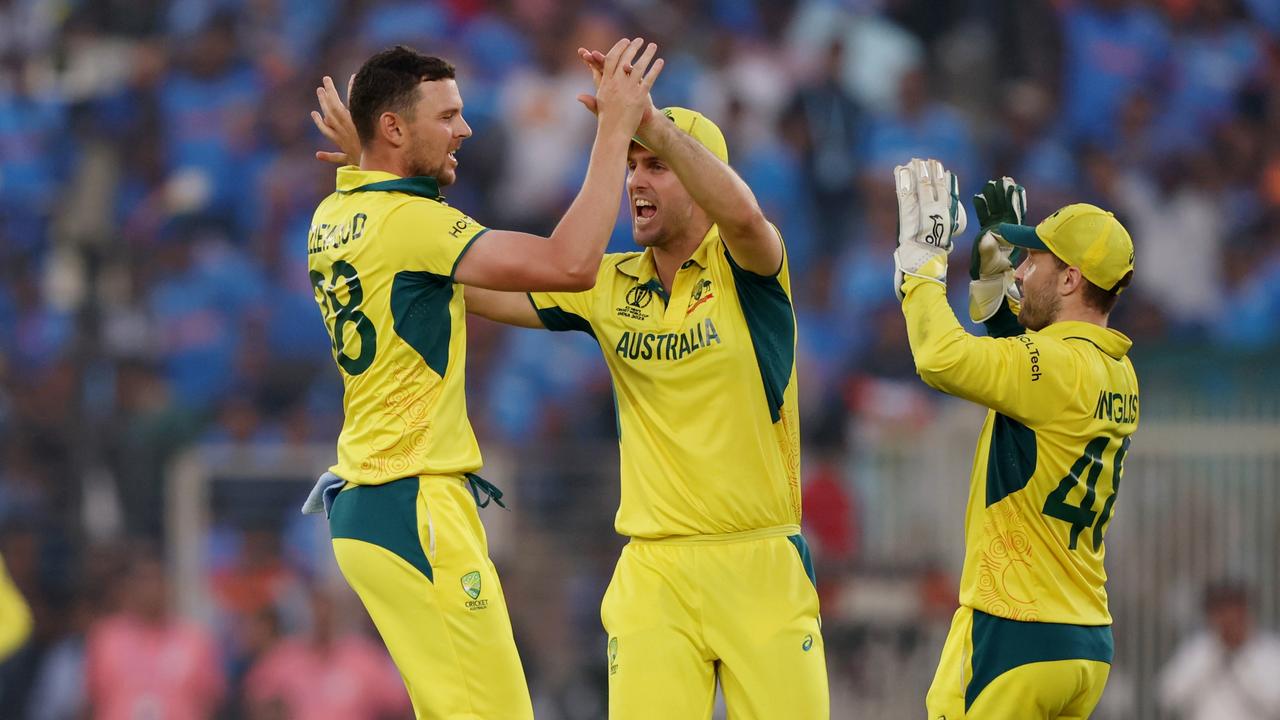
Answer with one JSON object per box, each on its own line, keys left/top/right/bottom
{"left": 457, "top": 114, "right": 473, "bottom": 139}
{"left": 627, "top": 167, "right": 647, "bottom": 195}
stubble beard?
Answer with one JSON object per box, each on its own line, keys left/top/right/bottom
{"left": 1018, "top": 283, "right": 1061, "bottom": 331}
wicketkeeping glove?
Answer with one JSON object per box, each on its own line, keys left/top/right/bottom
{"left": 894, "top": 158, "right": 966, "bottom": 301}
{"left": 968, "top": 177, "right": 1025, "bottom": 322}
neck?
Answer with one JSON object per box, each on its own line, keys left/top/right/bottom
{"left": 360, "top": 147, "right": 410, "bottom": 177}
{"left": 1054, "top": 300, "right": 1108, "bottom": 328}
{"left": 652, "top": 220, "right": 712, "bottom": 291}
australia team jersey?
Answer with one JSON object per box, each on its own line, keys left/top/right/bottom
{"left": 309, "top": 167, "right": 488, "bottom": 485}
{"left": 902, "top": 278, "right": 1139, "bottom": 625}
{"left": 529, "top": 227, "right": 801, "bottom": 539}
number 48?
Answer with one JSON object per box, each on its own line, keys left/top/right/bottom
{"left": 1041, "top": 436, "right": 1131, "bottom": 550}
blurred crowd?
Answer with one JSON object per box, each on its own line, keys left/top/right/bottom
{"left": 3, "top": 0, "right": 1280, "bottom": 717}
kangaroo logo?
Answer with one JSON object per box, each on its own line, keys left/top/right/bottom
{"left": 927, "top": 214, "right": 946, "bottom": 247}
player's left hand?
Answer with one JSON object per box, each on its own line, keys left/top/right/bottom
{"left": 311, "top": 74, "right": 361, "bottom": 165}
{"left": 575, "top": 46, "right": 659, "bottom": 128}
{"left": 893, "top": 158, "right": 966, "bottom": 301}
{"left": 968, "top": 177, "right": 1025, "bottom": 321}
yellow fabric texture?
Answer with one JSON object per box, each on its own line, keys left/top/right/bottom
{"left": 309, "top": 167, "right": 487, "bottom": 486}
{"left": 330, "top": 476, "right": 532, "bottom": 720}
{"left": 926, "top": 607, "right": 1110, "bottom": 720}
{"left": 529, "top": 227, "right": 802, "bottom": 539}
{"left": 902, "top": 278, "right": 1139, "bottom": 626}
{"left": 600, "top": 533, "right": 827, "bottom": 719}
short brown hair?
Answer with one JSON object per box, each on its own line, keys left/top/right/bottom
{"left": 350, "top": 46, "right": 456, "bottom": 143}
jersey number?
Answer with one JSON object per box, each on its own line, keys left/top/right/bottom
{"left": 1041, "top": 435, "right": 1130, "bottom": 550}
{"left": 311, "top": 260, "right": 377, "bottom": 375}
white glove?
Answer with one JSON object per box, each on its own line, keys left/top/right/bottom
{"left": 894, "top": 158, "right": 967, "bottom": 301}
{"left": 968, "top": 177, "right": 1026, "bottom": 322}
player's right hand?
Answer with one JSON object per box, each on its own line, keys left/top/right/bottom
{"left": 579, "top": 38, "right": 663, "bottom": 135}
{"left": 968, "top": 177, "right": 1025, "bottom": 322}
{"left": 893, "top": 158, "right": 965, "bottom": 301}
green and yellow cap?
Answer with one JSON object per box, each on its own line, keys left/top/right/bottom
{"left": 635, "top": 106, "right": 729, "bottom": 164}
{"left": 998, "top": 203, "right": 1135, "bottom": 294}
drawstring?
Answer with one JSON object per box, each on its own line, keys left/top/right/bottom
{"left": 465, "top": 473, "right": 508, "bottom": 510}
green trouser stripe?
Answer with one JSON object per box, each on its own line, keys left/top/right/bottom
{"left": 787, "top": 534, "right": 817, "bottom": 588}
{"left": 966, "top": 609, "right": 1113, "bottom": 711}
{"left": 329, "top": 477, "right": 433, "bottom": 583}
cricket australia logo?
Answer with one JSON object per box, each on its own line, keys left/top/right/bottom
{"left": 608, "top": 637, "right": 619, "bottom": 675}
{"left": 686, "top": 278, "right": 714, "bottom": 315}
{"left": 462, "top": 571, "right": 488, "bottom": 610}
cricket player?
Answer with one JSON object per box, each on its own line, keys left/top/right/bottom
{"left": 301, "top": 40, "right": 663, "bottom": 719}
{"left": 391, "top": 55, "right": 827, "bottom": 718}
{"left": 0, "top": 553, "right": 33, "bottom": 661}
{"left": 892, "top": 158, "right": 1138, "bottom": 719}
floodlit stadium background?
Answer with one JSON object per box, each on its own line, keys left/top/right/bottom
{"left": 2, "top": 1, "right": 1279, "bottom": 718}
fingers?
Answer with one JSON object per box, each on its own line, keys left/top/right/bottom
{"left": 631, "top": 41, "right": 658, "bottom": 81}
{"left": 322, "top": 75, "right": 340, "bottom": 102}
{"left": 576, "top": 93, "right": 600, "bottom": 115}
{"left": 315, "top": 150, "right": 349, "bottom": 164}
{"left": 602, "top": 37, "right": 634, "bottom": 78}
{"left": 612, "top": 37, "right": 645, "bottom": 79}
{"left": 925, "top": 158, "right": 946, "bottom": 203}
{"left": 640, "top": 57, "right": 665, "bottom": 90}
{"left": 894, "top": 164, "right": 915, "bottom": 196}
{"left": 310, "top": 110, "right": 340, "bottom": 144}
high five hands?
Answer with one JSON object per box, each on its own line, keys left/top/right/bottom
{"left": 579, "top": 38, "right": 663, "bottom": 134}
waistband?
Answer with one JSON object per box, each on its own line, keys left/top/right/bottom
{"left": 302, "top": 471, "right": 506, "bottom": 517}
{"left": 628, "top": 524, "right": 801, "bottom": 546}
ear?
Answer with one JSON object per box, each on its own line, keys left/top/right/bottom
{"left": 1061, "top": 265, "right": 1085, "bottom": 296}
{"left": 378, "top": 112, "right": 405, "bottom": 148}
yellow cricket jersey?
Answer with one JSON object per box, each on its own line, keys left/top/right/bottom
{"left": 528, "top": 226, "right": 801, "bottom": 539}
{"left": 309, "top": 167, "right": 488, "bottom": 484}
{"left": 902, "top": 277, "right": 1139, "bottom": 625}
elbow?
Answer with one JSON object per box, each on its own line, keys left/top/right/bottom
{"left": 720, "top": 204, "right": 768, "bottom": 238}
{"left": 913, "top": 348, "right": 954, "bottom": 389}
{"left": 555, "top": 261, "right": 599, "bottom": 292}
{"left": 564, "top": 262, "right": 599, "bottom": 291}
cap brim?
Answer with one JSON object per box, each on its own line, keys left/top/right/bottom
{"left": 997, "top": 223, "right": 1050, "bottom": 251}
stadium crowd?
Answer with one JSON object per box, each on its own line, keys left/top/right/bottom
{"left": 2, "top": 0, "right": 1280, "bottom": 717}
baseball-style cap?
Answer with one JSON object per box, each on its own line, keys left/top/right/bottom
{"left": 635, "top": 106, "right": 729, "bottom": 164}
{"left": 998, "top": 203, "right": 1135, "bottom": 294}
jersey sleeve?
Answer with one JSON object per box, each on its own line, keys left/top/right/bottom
{"left": 527, "top": 286, "right": 596, "bottom": 335}
{"left": 381, "top": 199, "right": 488, "bottom": 279}
{"left": 900, "top": 277, "right": 1078, "bottom": 427}
{"left": 527, "top": 261, "right": 606, "bottom": 336}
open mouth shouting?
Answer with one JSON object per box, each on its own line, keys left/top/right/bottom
{"left": 633, "top": 196, "right": 657, "bottom": 225}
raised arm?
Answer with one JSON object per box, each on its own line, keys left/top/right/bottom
{"left": 633, "top": 116, "right": 781, "bottom": 275}
{"left": 578, "top": 49, "right": 781, "bottom": 275}
{"left": 893, "top": 158, "right": 1072, "bottom": 426}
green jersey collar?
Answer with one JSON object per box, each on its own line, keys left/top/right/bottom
{"left": 335, "top": 166, "right": 441, "bottom": 199}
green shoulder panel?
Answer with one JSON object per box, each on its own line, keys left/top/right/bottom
{"left": 725, "top": 249, "right": 795, "bottom": 424}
